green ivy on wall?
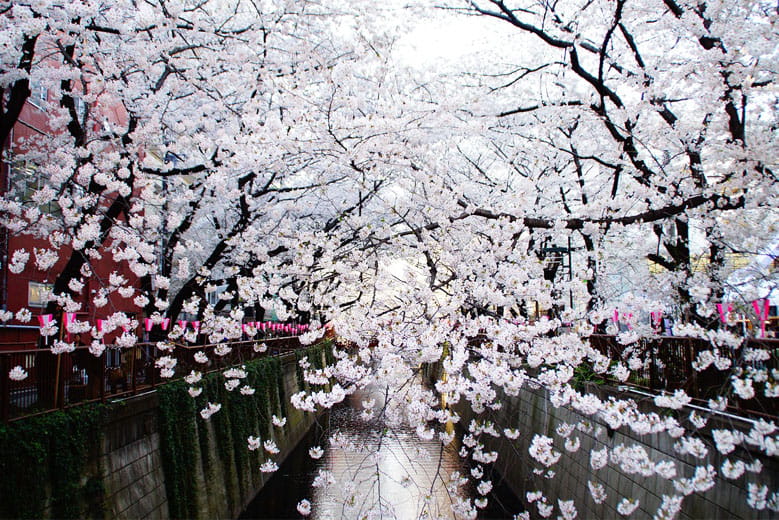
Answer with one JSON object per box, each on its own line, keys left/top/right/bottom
{"left": 0, "top": 343, "right": 321, "bottom": 520}
{"left": 0, "top": 404, "right": 109, "bottom": 519}
{"left": 294, "top": 339, "right": 334, "bottom": 391}
{"left": 157, "top": 380, "right": 200, "bottom": 519}
{"left": 157, "top": 354, "right": 286, "bottom": 519}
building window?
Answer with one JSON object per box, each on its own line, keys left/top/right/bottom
{"left": 74, "top": 97, "right": 87, "bottom": 122}
{"left": 207, "top": 285, "right": 226, "bottom": 307}
{"left": 9, "top": 161, "right": 39, "bottom": 201}
{"left": 8, "top": 160, "right": 60, "bottom": 216}
{"left": 28, "top": 81, "right": 48, "bottom": 109}
{"left": 28, "top": 281, "right": 53, "bottom": 308}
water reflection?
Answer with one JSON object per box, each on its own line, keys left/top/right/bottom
{"left": 241, "top": 386, "right": 522, "bottom": 519}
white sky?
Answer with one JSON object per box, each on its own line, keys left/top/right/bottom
{"left": 394, "top": 10, "right": 522, "bottom": 70}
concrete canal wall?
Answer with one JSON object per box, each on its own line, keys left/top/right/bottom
{"left": 172, "top": 351, "right": 321, "bottom": 520}
{"left": 453, "top": 383, "right": 779, "bottom": 520}
{"left": 112, "top": 349, "right": 323, "bottom": 520}
{"left": 0, "top": 345, "right": 326, "bottom": 520}
{"left": 100, "top": 392, "right": 169, "bottom": 519}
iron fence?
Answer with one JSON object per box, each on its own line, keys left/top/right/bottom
{"left": 588, "top": 335, "right": 779, "bottom": 417}
{"left": 3, "top": 333, "right": 776, "bottom": 422}
{"left": 0, "top": 336, "right": 302, "bottom": 422}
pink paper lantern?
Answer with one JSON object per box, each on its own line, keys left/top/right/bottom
{"left": 37, "top": 314, "right": 53, "bottom": 328}
{"left": 716, "top": 303, "right": 733, "bottom": 324}
{"left": 753, "top": 299, "right": 770, "bottom": 338}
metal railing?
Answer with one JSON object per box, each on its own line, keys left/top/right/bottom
{"left": 588, "top": 335, "right": 779, "bottom": 417}
{"left": 5, "top": 333, "right": 774, "bottom": 422}
{"left": 0, "top": 336, "right": 302, "bottom": 423}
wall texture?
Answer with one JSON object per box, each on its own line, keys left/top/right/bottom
{"left": 168, "top": 351, "right": 321, "bottom": 520}
{"left": 101, "top": 392, "right": 168, "bottom": 519}
{"left": 154, "top": 348, "right": 323, "bottom": 520}
{"left": 0, "top": 347, "right": 324, "bottom": 520}
{"left": 453, "top": 383, "right": 779, "bottom": 520}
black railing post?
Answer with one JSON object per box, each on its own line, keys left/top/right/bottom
{"left": 56, "top": 353, "right": 66, "bottom": 409}
{"left": 688, "top": 338, "right": 698, "bottom": 398}
{"left": 99, "top": 349, "right": 106, "bottom": 403}
{"left": 150, "top": 344, "right": 157, "bottom": 388}
{"left": 649, "top": 338, "right": 658, "bottom": 391}
{"left": 0, "top": 354, "right": 9, "bottom": 423}
{"left": 131, "top": 346, "right": 137, "bottom": 395}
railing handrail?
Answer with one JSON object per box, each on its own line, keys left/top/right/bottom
{"left": 586, "top": 333, "right": 778, "bottom": 418}
{"left": 0, "top": 336, "right": 308, "bottom": 423}
{"left": 0, "top": 335, "right": 304, "bottom": 355}
{"left": 587, "top": 333, "right": 779, "bottom": 344}
{"left": 4, "top": 332, "right": 776, "bottom": 422}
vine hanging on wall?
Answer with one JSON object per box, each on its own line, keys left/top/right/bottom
{"left": 157, "top": 354, "right": 286, "bottom": 519}
{"left": 0, "top": 404, "right": 110, "bottom": 519}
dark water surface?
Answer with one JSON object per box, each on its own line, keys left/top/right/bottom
{"left": 240, "top": 388, "right": 523, "bottom": 520}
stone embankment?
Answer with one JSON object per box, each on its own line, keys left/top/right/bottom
{"left": 0, "top": 343, "right": 329, "bottom": 519}
{"left": 453, "top": 382, "right": 778, "bottom": 519}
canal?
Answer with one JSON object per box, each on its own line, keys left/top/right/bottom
{"left": 240, "top": 387, "right": 524, "bottom": 519}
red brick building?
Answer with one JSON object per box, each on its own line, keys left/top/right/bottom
{"left": 0, "top": 81, "right": 142, "bottom": 349}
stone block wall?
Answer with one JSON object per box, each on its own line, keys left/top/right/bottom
{"left": 2, "top": 349, "right": 320, "bottom": 520}
{"left": 100, "top": 392, "right": 168, "bottom": 519}
{"left": 187, "top": 353, "right": 320, "bottom": 520}
{"left": 95, "top": 351, "right": 318, "bottom": 519}
{"left": 454, "top": 384, "right": 779, "bottom": 519}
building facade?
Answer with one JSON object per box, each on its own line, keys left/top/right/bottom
{"left": 0, "top": 80, "right": 142, "bottom": 349}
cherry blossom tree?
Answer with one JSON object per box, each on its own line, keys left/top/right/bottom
{"left": 1, "top": 0, "right": 415, "bottom": 335}
{"left": 445, "top": 0, "right": 778, "bottom": 324}
{"left": 288, "top": 2, "right": 779, "bottom": 517}
{"left": 2, "top": 0, "right": 779, "bottom": 518}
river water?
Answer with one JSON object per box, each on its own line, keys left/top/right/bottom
{"left": 240, "top": 387, "right": 523, "bottom": 519}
